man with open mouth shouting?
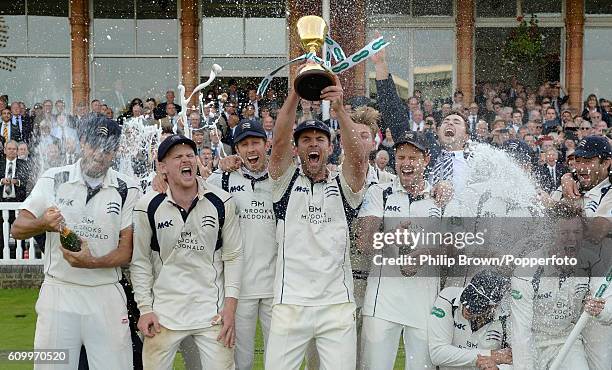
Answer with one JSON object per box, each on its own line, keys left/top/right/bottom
{"left": 131, "top": 134, "right": 243, "bottom": 370}
{"left": 207, "top": 120, "right": 278, "bottom": 370}
{"left": 265, "top": 70, "right": 368, "bottom": 370}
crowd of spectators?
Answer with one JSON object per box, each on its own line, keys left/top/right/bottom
{"left": 0, "top": 74, "right": 610, "bottom": 207}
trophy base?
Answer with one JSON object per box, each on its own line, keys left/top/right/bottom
{"left": 294, "top": 68, "right": 335, "bottom": 102}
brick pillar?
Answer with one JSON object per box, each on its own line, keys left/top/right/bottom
{"left": 330, "top": 0, "right": 366, "bottom": 99}
{"left": 565, "top": 0, "right": 584, "bottom": 111}
{"left": 287, "top": 0, "right": 322, "bottom": 87}
{"left": 180, "top": 0, "right": 199, "bottom": 106}
{"left": 456, "top": 0, "right": 475, "bottom": 104}
{"left": 69, "top": 0, "right": 89, "bottom": 112}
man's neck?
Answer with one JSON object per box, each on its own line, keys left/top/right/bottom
{"left": 169, "top": 182, "right": 198, "bottom": 209}
{"left": 6, "top": 157, "right": 15, "bottom": 162}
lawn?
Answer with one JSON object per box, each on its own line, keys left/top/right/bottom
{"left": 0, "top": 289, "right": 406, "bottom": 369}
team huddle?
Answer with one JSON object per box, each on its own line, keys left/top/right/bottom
{"left": 11, "top": 65, "right": 612, "bottom": 370}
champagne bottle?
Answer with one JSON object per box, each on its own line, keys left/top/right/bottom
{"left": 59, "top": 225, "right": 82, "bottom": 252}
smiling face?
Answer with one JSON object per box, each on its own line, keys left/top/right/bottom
{"left": 394, "top": 143, "right": 430, "bottom": 190}
{"left": 295, "top": 129, "right": 332, "bottom": 180}
{"left": 437, "top": 114, "right": 468, "bottom": 150}
{"left": 159, "top": 144, "right": 197, "bottom": 190}
{"left": 236, "top": 137, "right": 268, "bottom": 172}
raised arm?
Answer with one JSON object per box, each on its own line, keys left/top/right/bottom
{"left": 269, "top": 89, "right": 300, "bottom": 180}
{"left": 321, "top": 75, "right": 367, "bottom": 192}
{"left": 371, "top": 36, "right": 409, "bottom": 140}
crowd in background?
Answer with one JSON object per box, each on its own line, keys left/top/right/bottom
{"left": 0, "top": 75, "right": 610, "bottom": 207}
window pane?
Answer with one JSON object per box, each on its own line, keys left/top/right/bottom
{"left": 367, "top": 0, "right": 410, "bottom": 15}
{"left": 413, "top": 29, "right": 454, "bottom": 103}
{"left": 476, "top": 0, "right": 516, "bottom": 17}
{"left": 366, "top": 29, "right": 410, "bottom": 99}
{"left": 244, "top": 0, "right": 285, "bottom": 18}
{"left": 92, "top": 57, "right": 179, "bottom": 113}
{"left": 136, "top": 0, "right": 177, "bottom": 19}
{"left": 0, "top": 56, "right": 71, "bottom": 107}
{"left": 136, "top": 19, "right": 178, "bottom": 54}
{"left": 93, "top": 0, "right": 135, "bottom": 19}
{"left": 413, "top": 0, "right": 453, "bottom": 16}
{"left": 0, "top": 0, "right": 25, "bottom": 15}
{"left": 245, "top": 18, "right": 286, "bottom": 55}
{"left": 93, "top": 19, "right": 136, "bottom": 54}
{"left": 28, "top": 16, "right": 70, "bottom": 54}
{"left": 201, "top": 0, "right": 243, "bottom": 17}
{"left": 28, "top": 0, "right": 69, "bottom": 17}
{"left": 583, "top": 29, "right": 612, "bottom": 101}
{"left": 523, "top": 0, "right": 561, "bottom": 14}
{"left": 202, "top": 17, "right": 243, "bottom": 55}
{"left": 586, "top": 0, "right": 612, "bottom": 14}
{"left": 0, "top": 16, "right": 27, "bottom": 53}
{"left": 202, "top": 57, "right": 289, "bottom": 76}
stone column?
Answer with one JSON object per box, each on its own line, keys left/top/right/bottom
{"left": 565, "top": 0, "right": 584, "bottom": 111}
{"left": 330, "top": 0, "right": 367, "bottom": 99}
{"left": 180, "top": 0, "right": 199, "bottom": 106}
{"left": 69, "top": 0, "right": 89, "bottom": 112}
{"left": 287, "top": 0, "right": 322, "bottom": 88}
{"left": 456, "top": 0, "right": 475, "bottom": 104}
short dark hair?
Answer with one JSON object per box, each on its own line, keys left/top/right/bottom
{"left": 454, "top": 90, "right": 464, "bottom": 98}
{"left": 438, "top": 110, "right": 470, "bottom": 132}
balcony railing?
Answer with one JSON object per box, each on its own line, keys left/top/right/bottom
{"left": 0, "top": 202, "right": 42, "bottom": 265}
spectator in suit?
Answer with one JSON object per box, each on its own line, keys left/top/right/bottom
{"left": 246, "top": 87, "right": 260, "bottom": 118}
{"left": 423, "top": 99, "right": 435, "bottom": 120}
{"left": 324, "top": 107, "right": 340, "bottom": 131}
{"left": 0, "top": 108, "right": 21, "bottom": 145}
{"left": 10, "top": 101, "right": 32, "bottom": 143}
{"left": 90, "top": 99, "right": 102, "bottom": 116}
{"left": 155, "top": 90, "right": 181, "bottom": 119}
{"left": 474, "top": 120, "right": 490, "bottom": 143}
{"left": 536, "top": 147, "right": 568, "bottom": 193}
{"left": 578, "top": 121, "right": 593, "bottom": 140}
{"left": 262, "top": 115, "right": 275, "bottom": 140}
{"left": 242, "top": 103, "right": 260, "bottom": 123}
{"left": 222, "top": 114, "right": 241, "bottom": 149}
{"left": 542, "top": 107, "right": 561, "bottom": 135}
{"left": 51, "top": 113, "right": 80, "bottom": 155}
{"left": 159, "top": 103, "right": 182, "bottom": 134}
{"left": 209, "top": 129, "right": 231, "bottom": 159}
{"left": 581, "top": 93, "right": 601, "bottom": 122}
{"left": 466, "top": 103, "right": 480, "bottom": 133}
{"left": 411, "top": 110, "right": 425, "bottom": 132}
{"left": 0, "top": 141, "right": 29, "bottom": 257}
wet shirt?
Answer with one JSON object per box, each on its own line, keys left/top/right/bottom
{"left": 271, "top": 162, "right": 365, "bottom": 306}
{"left": 208, "top": 168, "right": 276, "bottom": 299}
{"left": 21, "top": 159, "right": 139, "bottom": 286}
{"left": 359, "top": 177, "right": 440, "bottom": 328}
{"left": 130, "top": 178, "right": 243, "bottom": 330}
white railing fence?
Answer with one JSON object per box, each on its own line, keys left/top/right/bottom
{"left": 0, "top": 202, "right": 42, "bottom": 265}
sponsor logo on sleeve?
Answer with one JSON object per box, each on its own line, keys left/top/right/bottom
{"left": 431, "top": 306, "right": 446, "bottom": 318}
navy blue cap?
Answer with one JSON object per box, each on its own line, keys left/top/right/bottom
{"left": 233, "top": 119, "right": 267, "bottom": 145}
{"left": 460, "top": 270, "right": 509, "bottom": 315}
{"left": 83, "top": 116, "right": 122, "bottom": 150}
{"left": 293, "top": 119, "right": 331, "bottom": 143}
{"left": 393, "top": 131, "right": 429, "bottom": 153}
{"left": 157, "top": 134, "right": 197, "bottom": 161}
{"left": 574, "top": 135, "right": 612, "bottom": 159}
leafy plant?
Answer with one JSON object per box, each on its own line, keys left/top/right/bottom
{"left": 502, "top": 14, "right": 544, "bottom": 66}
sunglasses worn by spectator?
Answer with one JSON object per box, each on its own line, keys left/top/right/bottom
{"left": 580, "top": 127, "right": 591, "bottom": 130}
{"left": 536, "top": 125, "right": 542, "bottom": 129}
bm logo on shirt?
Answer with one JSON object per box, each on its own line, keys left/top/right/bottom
{"left": 157, "top": 220, "right": 174, "bottom": 229}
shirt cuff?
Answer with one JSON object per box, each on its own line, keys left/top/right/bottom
{"left": 138, "top": 304, "right": 153, "bottom": 315}
{"left": 224, "top": 287, "right": 240, "bottom": 299}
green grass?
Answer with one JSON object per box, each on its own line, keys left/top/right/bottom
{"left": 0, "top": 289, "right": 405, "bottom": 369}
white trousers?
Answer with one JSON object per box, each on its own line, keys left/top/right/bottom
{"left": 360, "top": 316, "right": 434, "bottom": 370}
{"left": 583, "top": 319, "right": 612, "bottom": 370}
{"left": 142, "top": 325, "right": 233, "bottom": 370}
{"left": 265, "top": 303, "right": 356, "bottom": 370}
{"left": 234, "top": 297, "right": 273, "bottom": 370}
{"left": 33, "top": 281, "right": 133, "bottom": 370}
